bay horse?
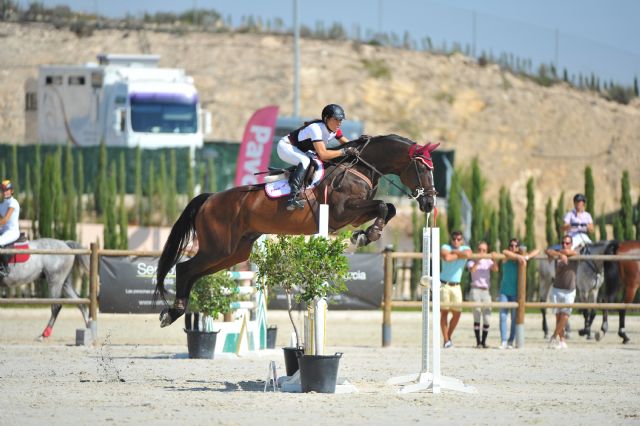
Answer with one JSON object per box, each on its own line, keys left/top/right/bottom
{"left": 598, "top": 240, "right": 640, "bottom": 343}
{"left": 154, "top": 134, "right": 438, "bottom": 327}
{"left": 0, "top": 238, "right": 90, "bottom": 340}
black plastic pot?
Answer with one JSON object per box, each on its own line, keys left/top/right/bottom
{"left": 266, "top": 325, "right": 278, "bottom": 349}
{"left": 282, "top": 346, "right": 304, "bottom": 376}
{"left": 297, "top": 352, "right": 343, "bottom": 393}
{"left": 185, "top": 329, "right": 218, "bottom": 359}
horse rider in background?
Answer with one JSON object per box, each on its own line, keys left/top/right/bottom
{"left": 0, "top": 179, "right": 21, "bottom": 278}
{"left": 562, "top": 193, "right": 594, "bottom": 250}
{"left": 276, "top": 104, "right": 358, "bottom": 211}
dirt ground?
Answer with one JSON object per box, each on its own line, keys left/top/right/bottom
{"left": 1, "top": 308, "right": 640, "bottom": 425}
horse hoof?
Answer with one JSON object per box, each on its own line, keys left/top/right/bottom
{"left": 578, "top": 329, "right": 586, "bottom": 336}
{"left": 623, "top": 337, "right": 630, "bottom": 344}
{"left": 594, "top": 331, "right": 601, "bottom": 341}
{"left": 159, "top": 310, "right": 173, "bottom": 328}
{"left": 586, "top": 334, "right": 593, "bottom": 340}
{"left": 35, "top": 335, "right": 45, "bottom": 342}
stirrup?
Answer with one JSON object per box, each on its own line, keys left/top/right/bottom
{"left": 286, "top": 198, "right": 305, "bottom": 211}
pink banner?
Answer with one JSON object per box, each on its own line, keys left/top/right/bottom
{"left": 234, "top": 105, "right": 279, "bottom": 186}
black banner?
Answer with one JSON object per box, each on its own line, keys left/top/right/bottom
{"left": 99, "top": 256, "right": 176, "bottom": 314}
{"left": 266, "top": 253, "right": 384, "bottom": 310}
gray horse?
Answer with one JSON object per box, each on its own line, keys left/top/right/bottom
{"left": 0, "top": 238, "right": 90, "bottom": 340}
{"left": 538, "top": 242, "right": 607, "bottom": 339}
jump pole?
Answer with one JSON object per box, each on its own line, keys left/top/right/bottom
{"left": 389, "top": 224, "right": 476, "bottom": 394}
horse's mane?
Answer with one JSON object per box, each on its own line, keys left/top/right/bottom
{"left": 343, "top": 134, "right": 416, "bottom": 149}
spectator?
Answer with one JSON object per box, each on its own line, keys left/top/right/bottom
{"left": 440, "top": 230, "right": 472, "bottom": 348}
{"left": 467, "top": 241, "right": 499, "bottom": 348}
{"left": 545, "top": 235, "right": 578, "bottom": 349}
{"left": 563, "top": 193, "right": 594, "bottom": 249}
{"left": 499, "top": 238, "right": 539, "bottom": 349}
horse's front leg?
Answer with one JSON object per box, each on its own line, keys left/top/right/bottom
{"left": 345, "top": 199, "right": 392, "bottom": 246}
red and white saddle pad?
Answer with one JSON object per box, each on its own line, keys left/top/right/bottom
{"left": 264, "top": 159, "right": 325, "bottom": 199}
{"left": 10, "top": 241, "right": 30, "bottom": 264}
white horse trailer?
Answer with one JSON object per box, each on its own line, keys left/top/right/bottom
{"left": 24, "top": 54, "right": 211, "bottom": 150}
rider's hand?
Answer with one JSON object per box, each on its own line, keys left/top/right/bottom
{"left": 343, "top": 147, "right": 359, "bottom": 156}
{"left": 358, "top": 134, "right": 371, "bottom": 142}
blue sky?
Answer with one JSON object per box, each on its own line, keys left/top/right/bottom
{"left": 31, "top": 0, "right": 640, "bottom": 84}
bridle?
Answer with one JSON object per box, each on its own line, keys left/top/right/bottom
{"left": 350, "top": 140, "right": 437, "bottom": 207}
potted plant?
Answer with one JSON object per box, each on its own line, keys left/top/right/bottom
{"left": 251, "top": 233, "right": 350, "bottom": 392}
{"left": 185, "top": 270, "right": 239, "bottom": 359}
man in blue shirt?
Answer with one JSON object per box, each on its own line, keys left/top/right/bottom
{"left": 440, "top": 230, "right": 472, "bottom": 348}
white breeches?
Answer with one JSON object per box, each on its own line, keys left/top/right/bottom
{"left": 0, "top": 228, "right": 19, "bottom": 246}
{"left": 277, "top": 137, "right": 311, "bottom": 168}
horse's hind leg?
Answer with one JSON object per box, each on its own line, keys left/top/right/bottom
{"left": 62, "top": 277, "right": 89, "bottom": 327}
{"left": 618, "top": 309, "right": 630, "bottom": 344}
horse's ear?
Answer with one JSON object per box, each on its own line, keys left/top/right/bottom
{"left": 426, "top": 142, "right": 440, "bottom": 153}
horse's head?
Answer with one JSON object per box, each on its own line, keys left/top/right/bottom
{"left": 400, "top": 142, "right": 439, "bottom": 213}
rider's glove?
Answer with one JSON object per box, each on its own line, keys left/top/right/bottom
{"left": 343, "top": 147, "right": 359, "bottom": 156}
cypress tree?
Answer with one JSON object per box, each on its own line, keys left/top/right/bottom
{"left": 613, "top": 215, "right": 624, "bottom": 241}
{"left": 197, "top": 163, "right": 205, "bottom": 196}
{"left": 103, "top": 164, "right": 118, "bottom": 249}
{"left": 134, "top": 146, "right": 143, "bottom": 225}
{"left": 545, "top": 198, "right": 554, "bottom": 247}
{"left": 447, "top": 172, "right": 462, "bottom": 234}
{"left": 207, "top": 157, "right": 217, "bottom": 192}
{"left": 64, "top": 144, "right": 76, "bottom": 240}
{"left": 38, "top": 155, "right": 54, "bottom": 238}
{"left": 585, "top": 166, "right": 595, "bottom": 240}
{"left": 506, "top": 190, "right": 514, "bottom": 240}
{"left": 436, "top": 211, "right": 449, "bottom": 244}
{"left": 95, "top": 141, "right": 108, "bottom": 216}
{"left": 470, "top": 158, "right": 485, "bottom": 246}
{"left": 167, "top": 150, "right": 177, "bottom": 223}
{"left": 76, "top": 151, "right": 84, "bottom": 222}
{"left": 186, "top": 149, "right": 195, "bottom": 201}
{"left": 487, "top": 208, "right": 499, "bottom": 252}
{"left": 554, "top": 192, "right": 565, "bottom": 241}
{"left": 23, "top": 164, "right": 32, "bottom": 221}
{"left": 10, "top": 144, "right": 18, "bottom": 192}
{"left": 52, "top": 148, "right": 64, "bottom": 239}
{"left": 598, "top": 207, "right": 608, "bottom": 240}
{"left": 159, "top": 153, "right": 168, "bottom": 225}
{"left": 32, "top": 144, "right": 41, "bottom": 237}
{"left": 498, "top": 187, "right": 509, "bottom": 251}
{"left": 635, "top": 196, "right": 640, "bottom": 240}
{"left": 118, "top": 153, "right": 128, "bottom": 249}
{"left": 620, "top": 170, "right": 634, "bottom": 240}
{"left": 145, "top": 165, "right": 155, "bottom": 226}
{"left": 634, "top": 76, "right": 639, "bottom": 97}
{"left": 525, "top": 178, "right": 536, "bottom": 301}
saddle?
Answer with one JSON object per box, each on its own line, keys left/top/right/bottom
{"left": 1, "top": 232, "right": 30, "bottom": 265}
{"left": 263, "top": 159, "right": 325, "bottom": 199}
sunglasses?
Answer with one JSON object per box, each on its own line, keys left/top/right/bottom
{"left": 562, "top": 241, "right": 572, "bottom": 246}
{"left": 452, "top": 237, "right": 463, "bottom": 241}
{"left": 509, "top": 243, "right": 519, "bottom": 247}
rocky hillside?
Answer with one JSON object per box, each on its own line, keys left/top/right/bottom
{"left": 1, "top": 22, "right": 638, "bottom": 246}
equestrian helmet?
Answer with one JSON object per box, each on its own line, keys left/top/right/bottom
{"left": 321, "top": 104, "right": 345, "bottom": 122}
{"left": 1, "top": 180, "right": 13, "bottom": 191}
{"left": 573, "top": 193, "right": 586, "bottom": 203}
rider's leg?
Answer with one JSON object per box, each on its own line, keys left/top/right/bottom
{"left": 276, "top": 139, "right": 310, "bottom": 210}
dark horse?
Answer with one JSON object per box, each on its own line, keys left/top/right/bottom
{"left": 154, "top": 135, "right": 438, "bottom": 327}
{"left": 598, "top": 240, "right": 640, "bottom": 343}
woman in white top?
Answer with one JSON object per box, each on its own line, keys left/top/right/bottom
{"left": 0, "top": 179, "right": 20, "bottom": 246}
{"left": 276, "top": 104, "right": 358, "bottom": 210}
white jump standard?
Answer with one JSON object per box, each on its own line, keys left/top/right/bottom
{"left": 389, "top": 225, "right": 476, "bottom": 394}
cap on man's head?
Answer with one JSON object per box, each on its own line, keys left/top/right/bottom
{"left": 1, "top": 180, "right": 13, "bottom": 191}
{"left": 573, "top": 193, "right": 586, "bottom": 203}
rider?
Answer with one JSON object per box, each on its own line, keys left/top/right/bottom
{"left": 562, "top": 193, "right": 594, "bottom": 250}
{"left": 276, "top": 104, "right": 358, "bottom": 211}
{"left": 0, "top": 179, "right": 21, "bottom": 278}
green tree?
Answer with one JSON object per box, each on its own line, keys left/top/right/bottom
{"left": 9, "top": 144, "right": 18, "bottom": 192}
{"left": 436, "top": 211, "right": 449, "bottom": 243}
{"left": 207, "top": 158, "right": 217, "bottom": 192}
{"left": 38, "top": 155, "right": 54, "bottom": 238}
{"left": 31, "top": 144, "right": 41, "bottom": 237}
{"left": 620, "top": 170, "right": 634, "bottom": 240}
{"left": 498, "top": 187, "right": 509, "bottom": 251}
{"left": 76, "top": 151, "right": 84, "bottom": 221}
{"left": 554, "top": 192, "right": 565, "bottom": 241}
{"left": 52, "top": 148, "right": 64, "bottom": 239}
{"left": 134, "top": 145, "right": 143, "bottom": 225}
{"left": 635, "top": 196, "right": 640, "bottom": 240}
{"left": 167, "top": 150, "right": 177, "bottom": 222}
{"left": 94, "top": 141, "right": 108, "bottom": 216}
{"left": 118, "top": 153, "right": 128, "bottom": 249}
{"left": 186, "top": 149, "right": 195, "bottom": 200}
{"left": 584, "top": 166, "right": 596, "bottom": 240}
{"left": 598, "top": 208, "right": 608, "bottom": 240}
{"left": 545, "top": 198, "right": 554, "bottom": 247}
{"left": 22, "top": 164, "right": 32, "bottom": 221}
{"left": 159, "top": 154, "right": 168, "bottom": 225}
{"left": 525, "top": 178, "right": 535, "bottom": 251}
{"left": 447, "top": 172, "right": 462, "bottom": 233}
{"left": 613, "top": 215, "right": 624, "bottom": 240}
{"left": 470, "top": 158, "right": 486, "bottom": 246}
{"left": 103, "top": 164, "right": 118, "bottom": 249}
{"left": 144, "top": 165, "right": 155, "bottom": 226}
{"left": 634, "top": 76, "right": 639, "bottom": 97}
{"left": 63, "top": 143, "right": 76, "bottom": 240}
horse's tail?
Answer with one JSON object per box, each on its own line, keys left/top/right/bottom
{"left": 603, "top": 240, "right": 620, "bottom": 301}
{"left": 65, "top": 241, "right": 90, "bottom": 274}
{"left": 154, "top": 193, "right": 211, "bottom": 306}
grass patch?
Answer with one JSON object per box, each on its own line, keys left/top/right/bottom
{"left": 360, "top": 58, "right": 392, "bottom": 80}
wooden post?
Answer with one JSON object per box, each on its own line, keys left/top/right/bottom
{"left": 89, "top": 242, "right": 99, "bottom": 343}
{"left": 515, "top": 260, "right": 527, "bottom": 348}
{"left": 382, "top": 246, "right": 394, "bottom": 347}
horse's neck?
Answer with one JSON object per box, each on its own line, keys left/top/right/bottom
{"left": 358, "top": 139, "right": 408, "bottom": 175}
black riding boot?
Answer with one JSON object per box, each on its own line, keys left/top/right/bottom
{"left": 0, "top": 254, "right": 8, "bottom": 279}
{"left": 286, "top": 163, "right": 306, "bottom": 211}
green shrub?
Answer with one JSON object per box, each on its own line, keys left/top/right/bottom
{"left": 189, "top": 270, "right": 239, "bottom": 318}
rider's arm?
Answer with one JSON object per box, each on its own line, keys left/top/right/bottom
{"left": 337, "top": 135, "right": 350, "bottom": 144}
{"left": 313, "top": 140, "right": 346, "bottom": 161}
{"left": 0, "top": 207, "right": 14, "bottom": 226}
